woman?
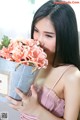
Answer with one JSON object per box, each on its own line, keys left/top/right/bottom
{"left": 7, "top": 1, "right": 80, "bottom": 120}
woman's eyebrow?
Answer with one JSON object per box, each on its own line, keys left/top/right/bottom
{"left": 44, "top": 31, "right": 55, "bottom": 34}
{"left": 34, "top": 26, "right": 38, "bottom": 30}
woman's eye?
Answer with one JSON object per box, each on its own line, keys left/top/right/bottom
{"left": 46, "top": 35, "right": 53, "bottom": 38}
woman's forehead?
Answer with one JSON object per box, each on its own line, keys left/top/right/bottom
{"left": 35, "top": 17, "right": 55, "bottom": 33}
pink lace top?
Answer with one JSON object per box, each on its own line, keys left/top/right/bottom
{"left": 20, "top": 65, "right": 73, "bottom": 120}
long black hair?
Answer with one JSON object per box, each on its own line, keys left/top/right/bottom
{"left": 31, "top": 0, "right": 80, "bottom": 70}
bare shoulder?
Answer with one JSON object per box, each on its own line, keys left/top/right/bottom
{"left": 63, "top": 66, "right": 80, "bottom": 119}
{"left": 63, "top": 66, "right": 80, "bottom": 87}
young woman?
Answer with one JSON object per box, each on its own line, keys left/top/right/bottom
{"left": 7, "top": 1, "right": 80, "bottom": 120}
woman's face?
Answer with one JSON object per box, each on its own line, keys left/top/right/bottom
{"left": 33, "top": 17, "right": 56, "bottom": 63}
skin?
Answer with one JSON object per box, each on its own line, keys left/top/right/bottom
{"left": 7, "top": 17, "right": 80, "bottom": 120}
{"left": 33, "top": 17, "right": 56, "bottom": 66}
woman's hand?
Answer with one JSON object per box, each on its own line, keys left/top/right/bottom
{"left": 6, "top": 85, "right": 40, "bottom": 115}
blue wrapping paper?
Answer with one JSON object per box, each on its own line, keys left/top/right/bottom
{"left": 0, "top": 57, "right": 39, "bottom": 100}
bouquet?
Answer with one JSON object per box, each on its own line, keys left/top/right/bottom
{"left": 0, "top": 36, "right": 48, "bottom": 100}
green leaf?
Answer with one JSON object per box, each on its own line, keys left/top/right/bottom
{"left": 1, "top": 35, "right": 10, "bottom": 47}
{"left": 0, "top": 44, "right": 3, "bottom": 50}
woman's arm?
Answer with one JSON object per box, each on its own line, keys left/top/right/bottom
{"left": 7, "top": 85, "right": 64, "bottom": 120}
{"left": 35, "top": 69, "right": 80, "bottom": 120}
{"left": 32, "top": 68, "right": 80, "bottom": 120}
{"left": 36, "top": 105, "right": 64, "bottom": 120}
{"left": 63, "top": 69, "right": 80, "bottom": 120}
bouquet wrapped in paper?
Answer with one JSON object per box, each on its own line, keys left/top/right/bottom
{"left": 0, "top": 36, "right": 48, "bottom": 100}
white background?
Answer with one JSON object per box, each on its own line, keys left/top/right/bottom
{"left": 0, "top": 0, "right": 80, "bottom": 39}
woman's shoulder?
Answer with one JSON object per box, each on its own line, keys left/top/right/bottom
{"left": 64, "top": 65, "right": 80, "bottom": 78}
{"left": 62, "top": 65, "right": 80, "bottom": 86}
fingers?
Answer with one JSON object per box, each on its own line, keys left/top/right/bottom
{"left": 9, "top": 103, "right": 20, "bottom": 110}
{"left": 31, "top": 85, "right": 37, "bottom": 98}
{"left": 6, "top": 96, "right": 23, "bottom": 110}
{"left": 6, "top": 96, "right": 19, "bottom": 105}
{"left": 15, "top": 88, "right": 27, "bottom": 99}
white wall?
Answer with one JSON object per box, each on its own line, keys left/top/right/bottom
{"left": 0, "top": 0, "right": 34, "bottom": 39}
{"left": 0, "top": 0, "right": 80, "bottom": 40}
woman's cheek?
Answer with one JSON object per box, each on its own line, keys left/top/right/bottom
{"left": 33, "top": 32, "right": 38, "bottom": 40}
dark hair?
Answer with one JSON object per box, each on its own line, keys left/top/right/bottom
{"left": 31, "top": 0, "right": 80, "bottom": 70}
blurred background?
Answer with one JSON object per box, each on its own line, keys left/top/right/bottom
{"left": 0, "top": 0, "right": 49, "bottom": 39}
{"left": 0, "top": 0, "right": 80, "bottom": 40}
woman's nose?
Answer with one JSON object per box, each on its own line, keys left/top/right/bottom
{"left": 38, "top": 35, "right": 44, "bottom": 46}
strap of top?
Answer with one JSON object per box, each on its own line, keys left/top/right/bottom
{"left": 51, "top": 65, "right": 73, "bottom": 90}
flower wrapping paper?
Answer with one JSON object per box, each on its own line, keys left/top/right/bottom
{"left": 0, "top": 38, "right": 48, "bottom": 101}
{"left": 0, "top": 57, "right": 39, "bottom": 100}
